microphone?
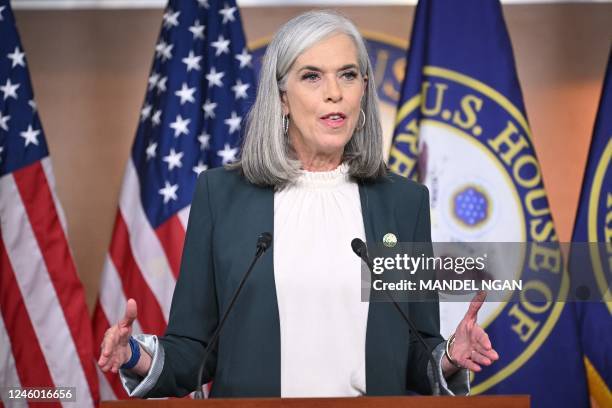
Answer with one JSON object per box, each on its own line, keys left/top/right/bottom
{"left": 256, "top": 232, "right": 272, "bottom": 255}
{"left": 193, "top": 232, "right": 273, "bottom": 399}
{"left": 351, "top": 238, "right": 445, "bottom": 395}
{"left": 351, "top": 238, "right": 372, "bottom": 270}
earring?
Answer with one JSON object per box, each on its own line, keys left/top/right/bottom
{"left": 282, "top": 115, "right": 289, "bottom": 135}
{"left": 357, "top": 108, "right": 366, "bottom": 130}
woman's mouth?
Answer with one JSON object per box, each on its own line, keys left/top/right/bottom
{"left": 319, "top": 112, "right": 346, "bottom": 128}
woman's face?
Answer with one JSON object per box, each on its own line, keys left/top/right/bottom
{"left": 281, "top": 33, "right": 367, "bottom": 168}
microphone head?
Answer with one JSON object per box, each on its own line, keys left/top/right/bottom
{"left": 257, "top": 232, "right": 273, "bottom": 251}
{"left": 351, "top": 238, "right": 366, "bottom": 258}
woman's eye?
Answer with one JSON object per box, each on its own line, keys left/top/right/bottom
{"left": 301, "top": 72, "right": 319, "bottom": 81}
{"left": 342, "top": 71, "right": 358, "bottom": 80}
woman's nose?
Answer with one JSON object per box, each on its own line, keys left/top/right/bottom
{"left": 324, "top": 78, "right": 342, "bottom": 102}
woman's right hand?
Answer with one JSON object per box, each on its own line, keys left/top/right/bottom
{"left": 98, "top": 298, "right": 138, "bottom": 373}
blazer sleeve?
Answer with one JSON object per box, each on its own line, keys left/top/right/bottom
{"left": 145, "top": 171, "right": 219, "bottom": 398}
{"left": 405, "top": 184, "right": 445, "bottom": 394}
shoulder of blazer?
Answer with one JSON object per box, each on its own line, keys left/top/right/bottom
{"left": 362, "top": 171, "right": 428, "bottom": 203}
{"left": 198, "top": 166, "right": 249, "bottom": 189}
{"left": 197, "top": 166, "right": 272, "bottom": 195}
{"left": 195, "top": 166, "right": 273, "bottom": 220}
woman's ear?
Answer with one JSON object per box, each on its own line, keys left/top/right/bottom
{"left": 280, "top": 91, "right": 290, "bottom": 116}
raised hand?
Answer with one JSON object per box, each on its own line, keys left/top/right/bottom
{"left": 98, "top": 298, "right": 138, "bottom": 373}
{"left": 448, "top": 291, "right": 499, "bottom": 372}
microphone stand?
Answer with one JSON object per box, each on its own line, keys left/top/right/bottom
{"left": 351, "top": 238, "right": 445, "bottom": 395}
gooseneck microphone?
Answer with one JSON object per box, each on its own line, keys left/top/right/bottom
{"left": 193, "top": 232, "right": 272, "bottom": 399}
{"left": 351, "top": 238, "right": 444, "bottom": 395}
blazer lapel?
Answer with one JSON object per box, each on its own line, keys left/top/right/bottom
{"left": 359, "top": 180, "right": 406, "bottom": 395}
{"left": 248, "top": 184, "right": 281, "bottom": 396}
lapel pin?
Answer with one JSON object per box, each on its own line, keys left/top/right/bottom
{"left": 382, "top": 233, "right": 397, "bottom": 248}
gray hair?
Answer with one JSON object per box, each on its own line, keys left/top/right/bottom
{"left": 231, "top": 10, "right": 387, "bottom": 187}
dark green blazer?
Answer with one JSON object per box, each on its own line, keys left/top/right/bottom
{"left": 146, "top": 167, "right": 443, "bottom": 398}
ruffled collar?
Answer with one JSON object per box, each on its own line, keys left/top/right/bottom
{"left": 296, "top": 162, "right": 350, "bottom": 188}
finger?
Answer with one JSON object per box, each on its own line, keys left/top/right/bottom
{"left": 97, "top": 355, "right": 108, "bottom": 369}
{"left": 119, "top": 299, "right": 138, "bottom": 329}
{"left": 472, "top": 327, "right": 492, "bottom": 350}
{"left": 470, "top": 350, "right": 492, "bottom": 366}
{"left": 111, "top": 353, "right": 123, "bottom": 373}
{"left": 101, "top": 329, "right": 119, "bottom": 358}
{"left": 465, "top": 290, "right": 487, "bottom": 320}
{"left": 118, "top": 327, "right": 131, "bottom": 344}
{"left": 98, "top": 352, "right": 114, "bottom": 372}
{"left": 474, "top": 346, "right": 499, "bottom": 361}
{"left": 461, "top": 358, "right": 481, "bottom": 372}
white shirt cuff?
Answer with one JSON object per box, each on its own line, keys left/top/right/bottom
{"left": 427, "top": 341, "right": 470, "bottom": 396}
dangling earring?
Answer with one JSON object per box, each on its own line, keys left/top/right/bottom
{"left": 357, "top": 108, "right": 366, "bottom": 130}
{"left": 282, "top": 115, "right": 289, "bottom": 135}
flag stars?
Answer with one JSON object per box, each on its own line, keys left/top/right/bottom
{"left": 140, "top": 104, "right": 152, "bottom": 121}
{"left": 206, "top": 67, "right": 224, "bottom": 88}
{"left": 175, "top": 83, "right": 196, "bottom": 105}
{"left": 7, "top": 46, "right": 26, "bottom": 68}
{"left": 151, "top": 110, "right": 162, "bottom": 126}
{"left": 193, "top": 160, "right": 208, "bottom": 176}
{"left": 159, "top": 181, "right": 178, "bottom": 204}
{"left": 20, "top": 125, "right": 40, "bottom": 147}
{"left": 169, "top": 114, "right": 190, "bottom": 137}
{"left": 155, "top": 41, "right": 167, "bottom": 58}
{"left": 1, "top": 79, "right": 20, "bottom": 100}
{"left": 198, "top": 131, "right": 210, "bottom": 150}
{"left": 162, "top": 9, "right": 180, "bottom": 28}
{"left": 189, "top": 20, "right": 205, "bottom": 40}
{"left": 156, "top": 76, "right": 168, "bottom": 94}
{"left": 224, "top": 111, "right": 242, "bottom": 134}
{"left": 211, "top": 35, "right": 230, "bottom": 56}
{"left": 219, "top": 4, "right": 237, "bottom": 24}
{"left": 162, "top": 148, "right": 184, "bottom": 170}
{"left": 231, "top": 80, "right": 250, "bottom": 99}
{"left": 155, "top": 40, "right": 174, "bottom": 60}
{"left": 217, "top": 143, "right": 238, "bottom": 165}
{"left": 182, "top": 50, "right": 202, "bottom": 72}
{"left": 235, "top": 48, "right": 252, "bottom": 69}
{"left": 0, "top": 6, "right": 5, "bottom": 21}
{"left": 148, "top": 72, "right": 159, "bottom": 90}
{"left": 28, "top": 100, "right": 36, "bottom": 111}
{"left": 202, "top": 99, "right": 217, "bottom": 119}
{"left": 160, "top": 43, "right": 174, "bottom": 62}
{"left": 0, "top": 112, "right": 10, "bottom": 131}
{"left": 197, "top": 0, "right": 209, "bottom": 8}
{"left": 145, "top": 141, "right": 157, "bottom": 160}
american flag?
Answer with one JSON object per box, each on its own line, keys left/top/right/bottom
{"left": 0, "top": 1, "right": 100, "bottom": 407}
{"left": 92, "top": 0, "right": 255, "bottom": 399}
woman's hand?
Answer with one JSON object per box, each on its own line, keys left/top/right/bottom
{"left": 98, "top": 299, "right": 150, "bottom": 374}
{"left": 445, "top": 291, "right": 499, "bottom": 373}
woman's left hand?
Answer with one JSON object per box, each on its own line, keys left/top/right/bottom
{"left": 448, "top": 291, "right": 499, "bottom": 372}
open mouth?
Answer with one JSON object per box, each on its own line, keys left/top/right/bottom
{"left": 320, "top": 112, "right": 347, "bottom": 128}
{"left": 320, "top": 112, "right": 346, "bottom": 120}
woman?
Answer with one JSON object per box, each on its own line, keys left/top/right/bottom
{"left": 98, "top": 10, "right": 498, "bottom": 398}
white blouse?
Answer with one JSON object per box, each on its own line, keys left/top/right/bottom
{"left": 273, "top": 163, "right": 368, "bottom": 397}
